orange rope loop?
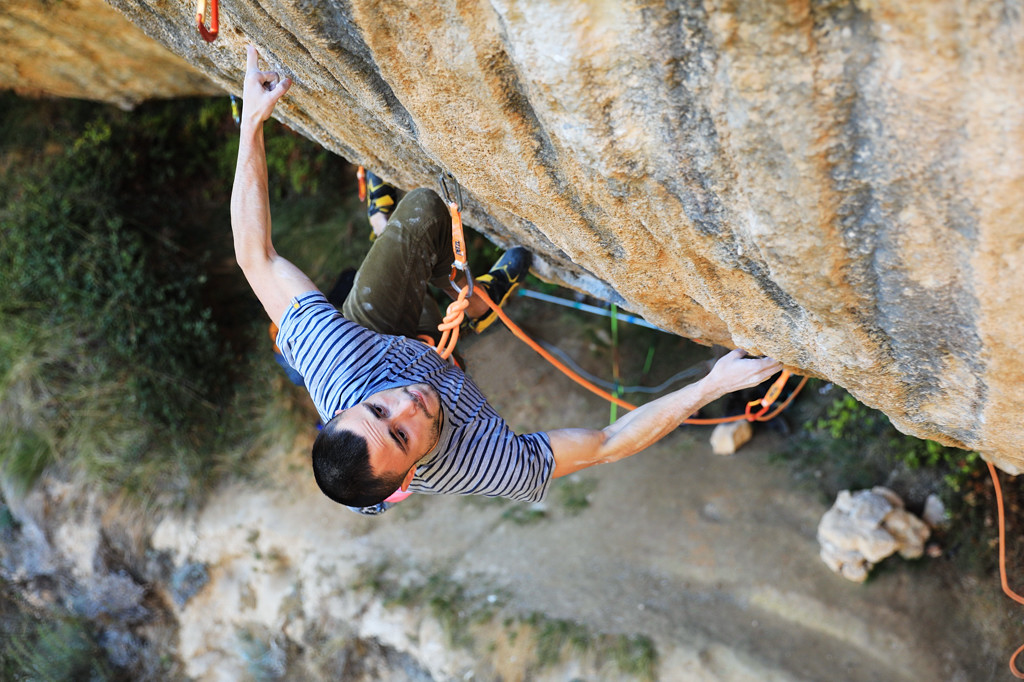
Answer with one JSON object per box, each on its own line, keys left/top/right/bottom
{"left": 745, "top": 370, "right": 792, "bottom": 421}
{"left": 435, "top": 291, "right": 469, "bottom": 360}
{"left": 987, "top": 461, "right": 1024, "bottom": 678}
{"left": 196, "top": 0, "right": 218, "bottom": 42}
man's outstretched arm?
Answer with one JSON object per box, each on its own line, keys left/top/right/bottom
{"left": 230, "top": 45, "right": 317, "bottom": 324}
{"left": 547, "top": 350, "right": 784, "bottom": 478}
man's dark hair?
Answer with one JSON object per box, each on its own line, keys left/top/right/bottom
{"left": 311, "top": 421, "right": 406, "bottom": 507}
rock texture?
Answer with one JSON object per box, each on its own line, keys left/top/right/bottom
{"left": 1, "top": 0, "right": 219, "bottom": 107}
{"left": 9, "top": 0, "right": 1024, "bottom": 468}
{"left": 710, "top": 420, "right": 753, "bottom": 455}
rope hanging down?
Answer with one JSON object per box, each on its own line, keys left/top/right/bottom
{"left": 987, "top": 461, "right": 1024, "bottom": 678}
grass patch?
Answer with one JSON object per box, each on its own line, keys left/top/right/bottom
{"left": 525, "top": 612, "right": 658, "bottom": 680}
{"left": 772, "top": 383, "right": 979, "bottom": 508}
{"left": 353, "top": 560, "right": 658, "bottom": 679}
{"left": 501, "top": 504, "right": 548, "bottom": 525}
{"left": 355, "top": 561, "right": 506, "bottom": 649}
{"left": 0, "top": 578, "right": 123, "bottom": 681}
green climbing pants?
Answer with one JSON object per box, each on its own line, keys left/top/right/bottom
{"left": 341, "top": 188, "right": 455, "bottom": 342}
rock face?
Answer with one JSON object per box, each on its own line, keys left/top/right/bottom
{"left": 1, "top": 0, "right": 219, "bottom": 108}
{"left": 9, "top": 0, "right": 1024, "bottom": 468}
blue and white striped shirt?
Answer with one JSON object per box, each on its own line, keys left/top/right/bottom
{"left": 277, "top": 291, "right": 555, "bottom": 502}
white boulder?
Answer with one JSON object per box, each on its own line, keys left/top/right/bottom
{"left": 817, "top": 487, "right": 931, "bottom": 582}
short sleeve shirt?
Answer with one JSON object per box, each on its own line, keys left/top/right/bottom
{"left": 276, "top": 291, "right": 555, "bottom": 502}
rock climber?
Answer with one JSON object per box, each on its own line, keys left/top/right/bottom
{"left": 230, "top": 46, "right": 784, "bottom": 515}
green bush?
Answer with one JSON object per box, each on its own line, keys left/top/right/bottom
{"left": 779, "top": 386, "right": 980, "bottom": 510}
{"left": 0, "top": 92, "right": 347, "bottom": 503}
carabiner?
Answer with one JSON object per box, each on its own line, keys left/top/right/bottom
{"left": 197, "top": 0, "right": 219, "bottom": 42}
{"left": 448, "top": 202, "right": 473, "bottom": 298}
{"left": 745, "top": 369, "right": 792, "bottom": 421}
{"left": 438, "top": 171, "right": 463, "bottom": 213}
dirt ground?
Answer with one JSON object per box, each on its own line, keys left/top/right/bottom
{"left": 326, "top": 294, "right": 1021, "bottom": 681}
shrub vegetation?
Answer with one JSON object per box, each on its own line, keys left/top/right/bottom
{"left": 0, "top": 92, "right": 345, "bottom": 505}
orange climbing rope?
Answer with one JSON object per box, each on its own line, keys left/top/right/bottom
{"left": 427, "top": 171, "right": 804, "bottom": 420}
{"left": 433, "top": 173, "right": 472, "bottom": 360}
{"left": 987, "top": 461, "right": 1024, "bottom": 678}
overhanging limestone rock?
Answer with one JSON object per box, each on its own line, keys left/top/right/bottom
{"left": 11, "top": 0, "right": 1024, "bottom": 469}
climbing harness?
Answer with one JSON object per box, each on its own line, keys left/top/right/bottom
{"left": 987, "top": 461, "right": 1024, "bottom": 678}
{"left": 196, "top": 0, "right": 218, "bottom": 42}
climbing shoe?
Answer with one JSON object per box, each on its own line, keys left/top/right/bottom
{"left": 366, "top": 171, "right": 396, "bottom": 241}
{"left": 469, "top": 246, "right": 531, "bottom": 334}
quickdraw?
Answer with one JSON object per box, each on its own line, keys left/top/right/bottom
{"left": 196, "top": 0, "right": 218, "bottom": 42}
{"left": 356, "top": 166, "right": 367, "bottom": 202}
{"left": 432, "top": 172, "right": 471, "bottom": 360}
{"left": 439, "top": 172, "right": 471, "bottom": 299}
{"left": 745, "top": 369, "right": 792, "bottom": 421}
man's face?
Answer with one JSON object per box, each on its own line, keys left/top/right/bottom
{"left": 331, "top": 383, "right": 443, "bottom": 482}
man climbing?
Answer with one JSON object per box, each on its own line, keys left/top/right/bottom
{"left": 231, "top": 46, "right": 784, "bottom": 515}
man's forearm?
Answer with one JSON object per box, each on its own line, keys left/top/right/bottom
{"left": 599, "top": 378, "right": 718, "bottom": 460}
{"left": 549, "top": 377, "right": 718, "bottom": 478}
{"left": 547, "top": 351, "right": 784, "bottom": 478}
{"left": 230, "top": 121, "right": 274, "bottom": 272}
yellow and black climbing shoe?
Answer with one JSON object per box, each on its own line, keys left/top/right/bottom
{"left": 366, "top": 171, "right": 396, "bottom": 240}
{"left": 469, "top": 246, "right": 531, "bottom": 334}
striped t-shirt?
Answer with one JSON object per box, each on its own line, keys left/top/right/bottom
{"left": 276, "top": 291, "right": 555, "bottom": 502}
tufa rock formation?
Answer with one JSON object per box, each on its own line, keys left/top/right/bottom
{"left": 7, "top": 0, "right": 1024, "bottom": 469}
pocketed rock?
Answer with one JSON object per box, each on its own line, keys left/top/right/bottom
{"left": 817, "top": 487, "right": 931, "bottom": 583}
{"left": 710, "top": 420, "right": 753, "bottom": 455}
